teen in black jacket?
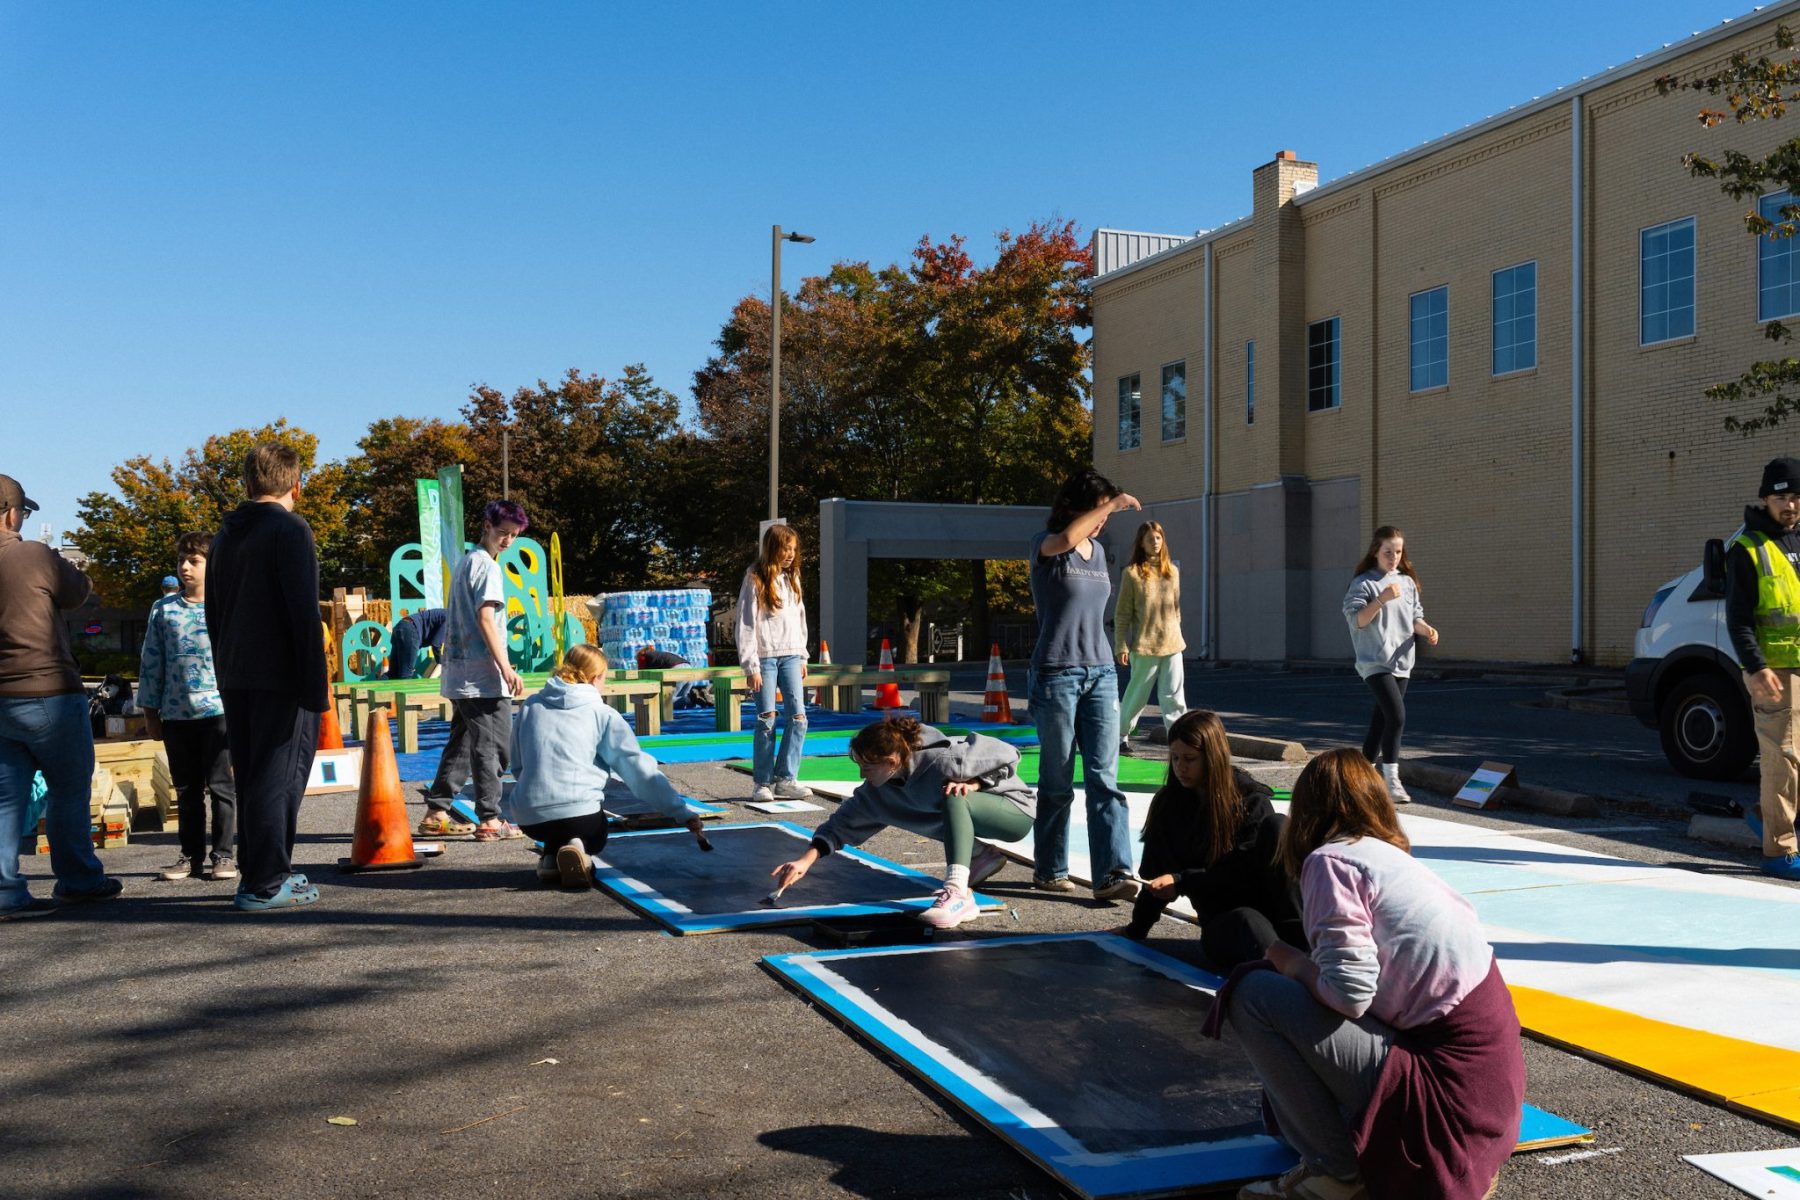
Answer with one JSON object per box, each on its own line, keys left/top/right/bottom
{"left": 1123, "top": 709, "right": 1306, "bottom": 969}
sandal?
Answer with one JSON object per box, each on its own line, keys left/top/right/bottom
{"left": 418, "top": 812, "right": 476, "bottom": 837}
{"left": 473, "top": 821, "right": 525, "bottom": 842}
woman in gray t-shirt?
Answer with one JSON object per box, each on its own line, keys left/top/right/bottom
{"left": 1341, "top": 525, "right": 1439, "bottom": 805}
{"left": 1028, "top": 468, "right": 1142, "bottom": 899}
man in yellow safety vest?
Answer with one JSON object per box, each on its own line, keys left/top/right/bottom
{"left": 1727, "top": 456, "right": 1800, "bottom": 881}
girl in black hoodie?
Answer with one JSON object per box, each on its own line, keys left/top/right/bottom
{"left": 1122, "top": 709, "right": 1306, "bottom": 969}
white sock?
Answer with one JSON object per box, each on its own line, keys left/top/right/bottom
{"left": 945, "top": 865, "right": 970, "bottom": 890}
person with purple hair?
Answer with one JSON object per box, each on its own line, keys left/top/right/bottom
{"left": 419, "top": 499, "right": 528, "bottom": 841}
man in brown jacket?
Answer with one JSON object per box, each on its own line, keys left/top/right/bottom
{"left": 0, "top": 473, "right": 121, "bottom": 919}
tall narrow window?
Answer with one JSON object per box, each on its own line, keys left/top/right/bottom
{"left": 1759, "top": 191, "right": 1800, "bottom": 322}
{"left": 1307, "top": 318, "right": 1340, "bottom": 411}
{"left": 1409, "top": 286, "right": 1448, "bottom": 391}
{"left": 1246, "top": 341, "right": 1256, "bottom": 424}
{"left": 1491, "top": 262, "right": 1537, "bottom": 375}
{"left": 1160, "top": 362, "right": 1187, "bottom": 441}
{"left": 1117, "top": 374, "right": 1141, "bottom": 450}
{"left": 1641, "top": 217, "right": 1696, "bottom": 344}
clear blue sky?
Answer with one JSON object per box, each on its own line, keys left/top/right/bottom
{"left": 0, "top": 0, "right": 1762, "bottom": 540}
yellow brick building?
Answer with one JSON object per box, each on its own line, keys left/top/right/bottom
{"left": 1091, "top": 2, "right": 1800, "bottom": 668}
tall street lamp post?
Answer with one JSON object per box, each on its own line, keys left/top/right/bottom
{"left": 769, "top": 225, "right": 814, "bottom": 524}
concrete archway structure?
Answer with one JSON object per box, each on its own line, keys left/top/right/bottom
{"left": 818, "top": 498, "right": 1050, "bottom": 659}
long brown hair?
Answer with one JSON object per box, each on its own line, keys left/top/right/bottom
{"left": 1352, "top": 524, "right": 1421, "bottom": 595}
{"left": 751, "top": 524, "right": 803, "bottom": 612}
{"left": 1129, "top": 520, "right": 1175, "bottom": 581}
{"left": 849, "top": 715, "right": 926, "bottom": 771}
{"left": 1143, "top": 710, "right": 1240, "bottom": 868}
{"left": 1278, "top": 748, "right": 1411, "bottom": 877}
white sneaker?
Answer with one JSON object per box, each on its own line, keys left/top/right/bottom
{"left": 1379, "top": 761, "right": 1412, "bottom": 805}
{"left": 1238, "top": 1162, "right": 1369, "bottom": 1199}
{"left": 917, "top": 885, "right": 981, "bottom": 928}
{"left": 772, "top": 780, "right": 812, "bottom": 800}
{"left": 556, "top": 837, "right": 592, "bottom": 889}
{"left": 751, "top": 784, "right": 775, "bottom": 803}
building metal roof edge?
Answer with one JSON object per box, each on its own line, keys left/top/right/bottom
{"left": 1092, "top": 1, "right": 1800, "bottom": 292}
{"left": 1294, "top": 0, "right": 1800, "bottom": 209}
{"left": 1089, "top": 215, "right": 1251, "bottom": 288}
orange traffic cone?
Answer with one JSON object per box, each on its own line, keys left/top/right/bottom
{"left": 818, "top": 639, "right": 831, "bottom": 665}
{"left": 981, "top": 643, "right": 1013, "bottom": 724}
{"left": 874, "top": 638, "right": 904, "bottom": 709}
{"left": 317, "top": 701, "right": 344, "bottom": 751}
{"left": 338, "top": 706, "right": 426, "bottom": 872}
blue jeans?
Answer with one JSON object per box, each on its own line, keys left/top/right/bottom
{"left": 752, "top": 654, "right": 807, "bottom": 785}
{"left": 1029, "top": 665, "right": 1132, "bottom": 885}
{"left": 0, "top": 692, "right": 108, "bottom": 908}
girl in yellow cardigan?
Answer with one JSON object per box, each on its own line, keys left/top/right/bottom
{"left": 1115, "top": 521, "right": 1188, "bottom": 750}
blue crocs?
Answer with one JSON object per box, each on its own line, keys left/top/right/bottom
{"left": 1761, "top": 853, "right": 1800, "bottom": 882}
{"left": 234, "top": 873, "right": 320, "bottom": 912}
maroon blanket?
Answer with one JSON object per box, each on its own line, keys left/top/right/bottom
{"left": 1204, "top": 959, "right": 1525, "bottom": 1200}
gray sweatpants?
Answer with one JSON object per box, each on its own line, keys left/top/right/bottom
{"left": 425, "top": 697, "right": 513, "bottom": 821}
{"left": 1225, "top": 969, "right": 1394, "bottom": 1178}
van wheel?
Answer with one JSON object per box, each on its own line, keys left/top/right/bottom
{"left": 1659, "top": 673, "right": 1756, "bottom": 780}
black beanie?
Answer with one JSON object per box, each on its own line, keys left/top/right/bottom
{"left": 1763, "top": 457, "right": 1800, "bottom": 498}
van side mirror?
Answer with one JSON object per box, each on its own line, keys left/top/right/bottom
{"left": 1702, "top": 538, "right": 1727, "bottom": 595}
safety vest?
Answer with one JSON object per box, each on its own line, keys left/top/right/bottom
{"left": 1735, "top": 530, "right": 1800, "bottom": 669}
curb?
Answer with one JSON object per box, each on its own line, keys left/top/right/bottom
{"left": 1542, "top": 684, "right": 1632, "bottom": 716}
{"left": 1688, "top": 813, "right": 1761, "bottom": 851}
{"left": 1398, "top": 761, "right": 1603, "bottom": 818}
{"left": 1227, "top": 733, "right": 1309, "bottom": 763}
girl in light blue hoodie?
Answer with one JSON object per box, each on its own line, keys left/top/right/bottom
{"left": 505, "top": 644, "right": 706, "bottom": 888}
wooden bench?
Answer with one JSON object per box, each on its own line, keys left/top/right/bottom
{"left": 341, "top": 672, "right": 661, "bottom": 753}
{"left": 707, "top": 665, "right": 952, "bottom": 731}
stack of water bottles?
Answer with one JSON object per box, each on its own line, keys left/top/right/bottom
{"left": 596, "top": 588, "right": 712, "bottom": 667}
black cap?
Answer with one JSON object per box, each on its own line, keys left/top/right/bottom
{"left": 0, "top": 474, "right": 38, "bottom": 515}
{"left": 1762, "top": 457, "right": 1800, "bottom": 498}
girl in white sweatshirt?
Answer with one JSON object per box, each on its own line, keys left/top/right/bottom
{"left": 736, "top": 524, "right": 810, "bottom": 802}
{"left": 1341, "top": 526, "right": 1438, "bottom": 805}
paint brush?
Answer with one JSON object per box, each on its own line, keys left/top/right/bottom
{"left": 760, "top": 882, "right": 789, "bottom": 908}
{"left": 695, "top": 830, "right": 713, "bottom": 852}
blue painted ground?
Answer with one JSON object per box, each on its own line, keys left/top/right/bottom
{"left": 354, "top": 701, "right": 1027, "bottom": 781}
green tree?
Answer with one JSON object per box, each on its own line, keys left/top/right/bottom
{"left": 336, "top": 416, "right": 477, "bottom": 584}
{"left": 458, "top": 366, "right": 695, "bottom": 593}
{"left": 1661, "top": 27, "right": 1800, "bottom": 432}
{"left": 73, "top": 420, "right": 351, "bottom": 608}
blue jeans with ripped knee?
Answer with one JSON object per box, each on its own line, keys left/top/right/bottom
{"left": 752, "top": 654, "right": 807, "bottom": 785}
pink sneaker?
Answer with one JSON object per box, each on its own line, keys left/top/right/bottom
{"left": 917, "top": 885, "right": 980, "bottom": 929}
{"left": 968, "top": 843, "right": 1007, "bottom": 887}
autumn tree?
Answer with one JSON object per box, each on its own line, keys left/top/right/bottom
{"left": 74, "top": 420, "right": 354, "bottom": 608}
{"left": 689, "top": 222, "right": 1093, "bottom": 660}
{"left": 1661, "top": 26, "right": 1800, "bottom": 431}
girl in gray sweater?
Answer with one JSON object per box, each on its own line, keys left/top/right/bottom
{"left": 1341, "top": 526, "right": 1438, "bottom": 805}
{"left": 770, "top": 716, "right": 1035, "bottom": 929}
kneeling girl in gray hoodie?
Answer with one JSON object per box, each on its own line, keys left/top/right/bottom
{"left": 769, "top": 716, "right": 1035, "bottom": 928}
{"left": 505, "top": 644, "right": 705, "bottom": 888}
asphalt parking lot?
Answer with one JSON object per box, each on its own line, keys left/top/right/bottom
{"left": 2, "top": 673, "right": 1793, "bottom": 1199}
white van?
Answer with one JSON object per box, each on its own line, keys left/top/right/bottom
{"left": 1626, "top": 532, "right": 1757, "bottom": 779}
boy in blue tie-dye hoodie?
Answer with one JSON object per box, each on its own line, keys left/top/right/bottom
{"left": 139, "top": 532, "right": 237, "bottom": 882}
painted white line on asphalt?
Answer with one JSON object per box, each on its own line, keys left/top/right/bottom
{"left": 1537, "top": 1147, "right": 1625, "bottom": 1166}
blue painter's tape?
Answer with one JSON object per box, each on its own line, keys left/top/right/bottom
{"left": 592, "top": 821, "right": 1001, "bottom": 936}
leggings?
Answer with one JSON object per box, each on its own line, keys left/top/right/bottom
{"left": 944, "top": 790, "right": 1034, "bottom": 869}
{"left": 520, "top": 811, "right": 611, "bottom": 856}
{"left": 1361, "top": 672, "right": 1409, "bottom": 763}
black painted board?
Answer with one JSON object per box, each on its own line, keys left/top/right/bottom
{"left": 822, "top": 937, "right": 1264, "bottom": 1156}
